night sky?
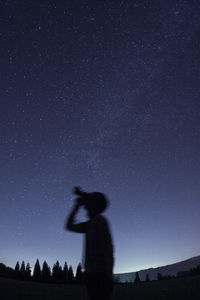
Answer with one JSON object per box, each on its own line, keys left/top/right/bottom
{"left": 1, "top": 0, "right": 200, "bottom": 274}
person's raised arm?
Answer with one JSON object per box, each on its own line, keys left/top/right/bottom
{"left": 65, "top": 202, "right": 88, "bottom": 233}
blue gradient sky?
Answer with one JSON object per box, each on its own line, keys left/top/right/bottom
{"left": 1, "top": 0, "right": 200, "bottom": 274}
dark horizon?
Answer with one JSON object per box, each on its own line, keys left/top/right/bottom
{"left": 1, "top": 253, "right": 200, "bottom": 284}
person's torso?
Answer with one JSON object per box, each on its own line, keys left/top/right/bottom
{"left": 84, "top": 215, "right": 114, "bottom": 272}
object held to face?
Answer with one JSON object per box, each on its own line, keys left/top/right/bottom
{"left": 73, "top": 186, "right": 88, "bottom": 205}
{"left": 73, "top": 186, "right": 86, "bottom": 197}
{"left": 72, "top": 186, "right": 108, "bottom": 215}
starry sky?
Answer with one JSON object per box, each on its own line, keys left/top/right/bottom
{"left": 1, "top": 0, "right": 200, "bottom": 274}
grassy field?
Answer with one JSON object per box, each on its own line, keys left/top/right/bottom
{"left": 0, "top": 275, "right": 200, "bottom": 300}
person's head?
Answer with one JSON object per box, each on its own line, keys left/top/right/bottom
{"left": 84, "top": 192, "right": 108, "bottom": 218}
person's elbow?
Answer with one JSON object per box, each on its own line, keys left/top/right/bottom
{"left": 64, "top": 220, "right": 72, "bottom": 231}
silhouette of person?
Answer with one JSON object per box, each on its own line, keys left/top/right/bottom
{"left": 65, "top": 187, "right": 114, "bottom": 300}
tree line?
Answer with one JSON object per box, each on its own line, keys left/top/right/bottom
{"left": 0, "top": 259, "right": 84, "bottom": 284}
{"left": 1, "top": 260, "right": 200, "bottom": 284}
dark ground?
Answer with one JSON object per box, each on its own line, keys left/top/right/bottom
{"left": 0, "top": 275, "right": 200, "bottom": 300}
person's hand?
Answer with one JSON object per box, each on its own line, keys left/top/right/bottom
{"left": 73, "top": 186, "right": 82, "bottom": 195}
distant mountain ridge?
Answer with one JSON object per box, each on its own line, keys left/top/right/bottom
{"left": 115, "top": 255, "right": 200, "bottom": 282}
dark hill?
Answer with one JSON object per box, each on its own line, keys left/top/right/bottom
{"left": 115, "top": 255, "right": 200, "bottom": 282}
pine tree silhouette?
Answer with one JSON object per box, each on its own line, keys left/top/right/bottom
{"left": 25, "top": 263, "right": 31, "bottom": 280}
{"left": 157, "top": 273, "right": 162, "bottom": 281}
{"left": 33, "top": 259, "right": 41, "bottom": 282}
{"left": 134, "top": 271, "right": 141, "bottom": 284}
{"left": 145, "top": 273, "right": 150, "bottom": 282}
{"left": 52, "top": 261, "right": 62, "bottom": 283}
{"left": 41, "top": 261, "right": 51, "bottom": 282}
{"left": 15, "top": 261, "right": 20, "bottom": 272}
{"left": 75, "top": 263, "right": 83, "bottom": 284}
{"left": 14, "top": 261, "right": 20, "bottom": 279}
{"left": 63, "top": 262, "right": 69, "bottom": 283}
{"left": 68, "top": 265, "right": 74, "bottom": 284}
{"left": 20, "top": 261, "right": 26, "bottom": 280}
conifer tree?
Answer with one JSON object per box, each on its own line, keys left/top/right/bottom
{"left": 41, "top": 261, "right": 51, "bottom": 282}
{"left": 75, "top": 263, "right": 83, "bottom": 284}
{"left": 63, "top": 262, "right": 69, "bottom": 283}
{"left": 134, "top": 271, "right": 141, "bottom": 283}
{"left": 14, "top": 261, "right": 20, "bottom": 279}
{"left": 68, "top": 265, "right": 74, "bottom": 284}
{"left": 145, "top": 273, "right": 150, "bottom": 282}
{"left": 20, "top": 261, "right": 26, "bottom": 279}
{"left": 157, "top": 273, "right": 162, "bottom": 281}
{"left": 20, "top": 261, "right": 25, "bottom": 272}
{"left": 15, "top": 261, "right": 20, "bottom": 272}
{"left": 25, "top": 263, "right": 31, "bottom": 280}
{"left": 33, "top": 259, "right": 41, "bottom": 282}
{"left": 52, "top": 261, "right": 62, "bottom": 283}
